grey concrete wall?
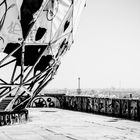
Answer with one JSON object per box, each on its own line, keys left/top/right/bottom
{"left": 61, "top": 96, "right": 140, "bottom": 121}
{"left": 0, "top": 109, "right": 28, "bottom": 126}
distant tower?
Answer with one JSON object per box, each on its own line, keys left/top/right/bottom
{"left": 77, "top": 77, "right": 81, "bottom": 94}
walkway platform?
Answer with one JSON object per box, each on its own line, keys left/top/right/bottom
{"left": 0, "top": 108, "right": 140, "bottom": 140}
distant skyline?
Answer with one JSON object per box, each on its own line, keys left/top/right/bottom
{"left": 47, "top": 0, "right": 140, "bottom": 89}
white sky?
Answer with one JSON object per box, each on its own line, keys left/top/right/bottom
{"left": 1, "top": 0, "right": 140, "bottom": 89}
{"left": 47, "top": 0, "right": 140, "bottom": 89}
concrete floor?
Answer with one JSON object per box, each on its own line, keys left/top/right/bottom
{"left": 0, "top": 108, "right": 140, "bottom": 140}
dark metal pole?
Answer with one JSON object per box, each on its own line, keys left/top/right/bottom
{"left": 78, "top": 77, "right": 80, "bottom": 90}
{"left": 77, "top": 77, "right": 81, "bottom": 94}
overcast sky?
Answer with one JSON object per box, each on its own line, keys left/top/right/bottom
{"left": 47, "top": 0, "right": 140, "bottom": 89}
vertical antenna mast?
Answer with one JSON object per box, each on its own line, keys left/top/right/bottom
{"left": 77, "top": 77, "right": 81, "bottom": 94}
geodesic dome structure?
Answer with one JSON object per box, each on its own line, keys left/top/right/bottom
{"left": 0, "top": 0, "right": 86, "bottom": 111}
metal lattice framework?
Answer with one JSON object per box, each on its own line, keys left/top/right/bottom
{"left": 0, "top": 0, "right": 86, "bottom": 111}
